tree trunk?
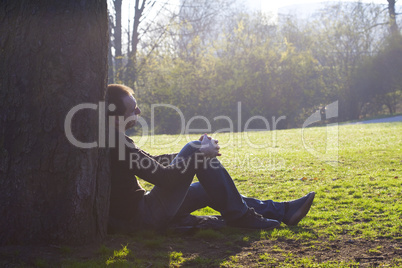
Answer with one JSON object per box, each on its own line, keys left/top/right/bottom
{"left": 113, "top": 0, "right": 123, "bottom": 74}
{"left": 125, "top": 0, "right": 146, "bottom": 85}
{"left": 0, "top": 0, "right": 110, "bottom": 245}
{"left": 387, "top": 0, "right": 399, "bottom": 35}
{"left": 108, "top": 14, "right": 115, "bottom": 84}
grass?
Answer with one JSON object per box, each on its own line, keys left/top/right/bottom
{"left": 12, "top": 122, "right": 402, "bottom": 267}
{"left": 138, "top": 122, "right": 401, "bottom": 241}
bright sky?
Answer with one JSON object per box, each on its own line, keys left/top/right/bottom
{"left": 263, "top": 0, "right": 389, "bottom": 14}
{"left": 274, "top": 0, "right": 386, "bottom": 5}
{"left": 113, "top": 0, "right": 394, "bottom": 51}
{"left": 117, "top": 0, "right": 392, "bottom": 25}
{"left": 117, "top": 0, "right": 393, "bottom": 20}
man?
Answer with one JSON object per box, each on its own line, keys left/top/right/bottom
{"left": 106, "top": 84, "right": 315, "bottom": 233}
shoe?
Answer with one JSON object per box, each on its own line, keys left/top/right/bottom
{"left": 227, "top": 208, "right": 280, "bottom": 229}
{"left": 283, "top": 192, "right": 315, "bottom": 226}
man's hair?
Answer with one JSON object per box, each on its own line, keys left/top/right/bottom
{"left": 106, "top": 84, "right": 135, "bottom": 116}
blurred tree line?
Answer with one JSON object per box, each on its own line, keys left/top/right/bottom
{"left": 108, "top": 0, "right": 401, "bottom": 134}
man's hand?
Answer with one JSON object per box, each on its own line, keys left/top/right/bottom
{"left": 199, "top": 134, "right": 211, "bottom": 142}
{"left": 199, "top": 134, "right": 221, "bottom": 158}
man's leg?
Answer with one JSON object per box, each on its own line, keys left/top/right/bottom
{"left": 175, "top": 141, "right": 284, "bottom": 222}
{"left": 172, "top": 141, "right": 250, "bottom": 221}
{"left": 140, "top": 141, "right": 280, "bottom": 230}
{"left": 175, "top": 182, "right": 285, "bottom": 222}
{"left": 138, "top": 141, "right": 200, "bottom": 230}
{"left": 170, "top": 142, "right": 283, "bottom": 227}
{"left": 176, "top": 157, "right": 315, "bottom": 226}
{"left": 141, "top": 141, "right": 250, "bottom": 226}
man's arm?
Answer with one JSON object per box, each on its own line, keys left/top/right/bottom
{"left": 126, "top": 140, "right": 178, "bottom": 166}
{"left": 152, "top": 153, "right": 178, "bottom": 166}
{"left": 122, "top": 145, "right": 198, "bottom": 189}
{"left": 116, "top": 134, "right": 219, "bottom": 188}
{"left": 140, "top": 150, "right": 178, "bottom": 165}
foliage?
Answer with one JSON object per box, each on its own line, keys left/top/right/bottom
{"left": 353, "top": 34, "right": 402, "bottom": 117}
{"left": 111, "top": 2, "right": 401, "bottom": 134}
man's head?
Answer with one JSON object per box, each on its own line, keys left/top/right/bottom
{"left": 106, "top": 84, "right": 141, "bottom": 130}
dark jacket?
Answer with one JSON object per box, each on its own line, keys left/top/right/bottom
{"left": 109, "top": 132, "right": 199, "bottom": 225}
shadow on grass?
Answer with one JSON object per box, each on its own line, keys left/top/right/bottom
{"left": 93, "top": 227, "right": 280, "bottom": 267}
{"left": 0, "top": 225, "right": 321, "bottom": 267}
{"left": 104, "top": 225, "right": 320, "bottom": 267}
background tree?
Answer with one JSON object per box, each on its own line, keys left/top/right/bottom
{"left": 108, "top": 13, "right": 116, "bottom": 84}
{"left": 353, "top": 35, "right": 402, "bottom": 116}
{"left": 108, "top": 0, "right": 171, "bottom": 87}
{"left": 112, "top": 0, "right": 123, "bottom": 81}
{"left": 176, "top": 0, "right": 236, "bottom": 58}
{"left": 0, "top": 0, "right": 109, "bottom": 245}
{"left": 124, "top": 0, "right": 147, "bottom": 85}
{"left": 311, "top": 2, "right": 387, "bottom": 121}
{"left": 387, "top": 0, "right": 399, "bottom": 35}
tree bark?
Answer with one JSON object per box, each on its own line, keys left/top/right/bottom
{"left": 113, "top": 0, "right": 123, "bottom": 73}
{"left": 0, "top": 0, "right": 110, "bottom": 245}
{"left": 108, "top": 14, "right": 115, "bottom": 84}
{"left": 125, "top": 0, "right": 146, "bottom": 85}
{"left": 387, "top": 0, "right": 399, "bottom": 35}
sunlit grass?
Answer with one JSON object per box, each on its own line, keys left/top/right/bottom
{"left": 61, "top": 122, "right": 401, "bottom": 267}
{"left": 105, "top": 245, "right": 130, "bottom": 265}
{"left": 136, "top": 123, "right": 401, "bottom": 240}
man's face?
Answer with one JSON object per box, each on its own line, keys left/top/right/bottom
{"left": 122, "top": 94, "right": 141, "bottom": 130}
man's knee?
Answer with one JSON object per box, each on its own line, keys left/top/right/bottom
{"left": 187, "top": 140, "right": 201, "bottom": 148}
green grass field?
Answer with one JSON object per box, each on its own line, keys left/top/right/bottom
{"left": 15, "top": 123, "right": 402, "bottom": 267}
{"left": 139, "top": 122, "right": 401, "bottom": 241}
